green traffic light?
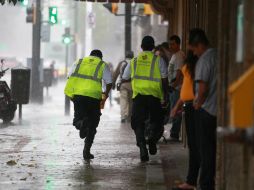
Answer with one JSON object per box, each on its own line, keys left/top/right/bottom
{"left": 61, "top": 20, "right": 66, "bottom": 25}
{"left": 50, "top": 16, "right": 57, "bottom": 24}
{"left": 21, "top": 0, "right": 28, "bottom": 6}
{"left": 49, "top": 6, "right": 58, "bottom": 24}
{"left": 63, "top": 37, "right": 71, "bottom": 44}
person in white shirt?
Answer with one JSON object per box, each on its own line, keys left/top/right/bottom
{"left": 168, "top": 35, "right": 185, "bottom": 140}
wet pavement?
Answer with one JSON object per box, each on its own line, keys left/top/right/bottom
{"left": 0, "top": 82, "right": 188, "bottom": 190}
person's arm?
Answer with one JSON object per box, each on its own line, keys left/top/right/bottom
{"left": 171, "top": 69, "right": 183, "bottom": 88}
{"left": 159, "top": 58, "right": 169, "bottom": 103}
{"left": 194, "top": 59, "right": 210, "bottom": 110}
{"left": 112, "top": 62, "right": 122, "bottom": 89}
{"left": 171, "top": 54, "right": 184, "bottom": 88}
{"left": 170, "top": 98, "right": 184, "bottom": 117}
{"left": 104, "top": 83, "right": 113, "bottom": 98}
{"left": 100, "top": 64, "right": 113, "bottom": 109}
{"left": 121, "top": 62, "right": 131, "bottom": 83}
{"left": 193, "top": 80, "right": 208, "bottom": 110}
{"left": 67, "top": 60, "right": 78, "bottom": 79}
{"left": 102, "top": 64, "right": 113, "bottom": 98}
{"left": 162, "top": 78, "right": 169, "bottom": 103}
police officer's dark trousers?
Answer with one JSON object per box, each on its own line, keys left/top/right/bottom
{"left": 131, "top": 94, "right": 163, "bottom": 147}
{"left": 73, "top": 95, "right": 101, "bottom": 149}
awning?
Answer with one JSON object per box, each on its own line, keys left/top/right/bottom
{"left": 75, "top": 0, "right": 149, "bottom": 3}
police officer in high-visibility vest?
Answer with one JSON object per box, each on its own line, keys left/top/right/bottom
{"left": 64, "top": 50, "right": 113, "bottom": 160}
{"left": 122, "top": 36, "right": 169, "bottom": 162}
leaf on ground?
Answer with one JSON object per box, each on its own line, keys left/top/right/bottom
{"left": 6, "top": 160, "right": 17, "bottom": 166}
{"left": 20, "top": 177, "right": 27, "bottom": 181}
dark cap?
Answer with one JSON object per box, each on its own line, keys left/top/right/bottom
{"left": 90, "top": 49, "right": 103, "bottom": 59}
{"left": 141, "top": 36, "right": 155, "bottom": 51}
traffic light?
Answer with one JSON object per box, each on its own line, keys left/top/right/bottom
{"left": 63, "top": 35, "right": 72, "bottom": 45}
{"left": 103, "top": 3, "right": 118, "bottom": 15}
{"left": 20, "top": 0, "right": 28, "bottom": 6}
{"left": 49, "top": 7, "right": 58, "bottom": 25}
{"left": 143, "top": 4, "right": 154, "bottom": 15}
{"left": 26, "top": 6, "right": 35, "bottom": 23}
{"left": 62, "top": 28, "right": 72, "bottom": 45}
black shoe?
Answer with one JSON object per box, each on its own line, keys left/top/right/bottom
{"left": 168, "top": 136, "right": 180, "bottom": 142}
{"left": 83, "top": 151, "right": 94, "bottom": 160}
{"left": 148, "top": 142, "right": 157, "bottom": 155}
{"left": 121, "top": 119, "right": 127, "bottom": 123}
{"left": 169, "top": 134, "right": 179, "bottom": 142}
{"left": 140, "top": 145, "right": 149, "bottom": 162}
{"left": 83, "top": 147, "right": 94, "bottom": 160}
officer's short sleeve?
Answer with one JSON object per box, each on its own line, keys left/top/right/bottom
{"left": 67, "top": 61, "right": 78, "bottom": 78}
{"left": 122, "top": 63, "right": 131, "bottom": 80}
{"left": 103, "top": 64, "right": 113, "bottom": 84}
{"left": 159, "top": 58, "right": 168, "bottom": 78}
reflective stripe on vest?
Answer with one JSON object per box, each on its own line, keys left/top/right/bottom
{"left": 71, "top": 59, "right": 104, "bottom": 82}
{"left": 132, "top": 55, "right": 160, "bottom": 82}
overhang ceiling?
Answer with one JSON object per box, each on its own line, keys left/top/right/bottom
{"left": 75, "top": 0, "right": 149, "bottom": 3}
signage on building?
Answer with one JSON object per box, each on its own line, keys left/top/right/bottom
{"left": 41, "top": 24, "right": 51, "bottom": 42}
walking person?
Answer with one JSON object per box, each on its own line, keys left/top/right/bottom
{"left": 112, "top": 51, "right": 134, "bottom": 123}
{"left": 168, "top": 35, "right": 185, "bottom": 141}
{"left": 64, "top": 50, "right": 112, "bottom": 160}
{"left": 171, "top": 50, "right": 199, "bottom": 190}
{"left": 122, "top": 36, "right": 169, "bottom": 162}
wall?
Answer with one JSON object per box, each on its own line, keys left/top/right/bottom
{"left": 217, "top": 0, "right": 254, "bottom": 189}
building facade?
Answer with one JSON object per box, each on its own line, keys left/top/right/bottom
{"left": 151, "top": 0, "right": 254, "bottom": 189}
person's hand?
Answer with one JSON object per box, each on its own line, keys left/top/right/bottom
{"left": 100, "top": 94, "right": 108, "bottom": 109}
{"left": 170, "top": 107, "right": 178, "bottom": 118}
{"left": 193, "top": 101, "right": 202, "bottom": 110}
{"left": 161, "top": 95, "right": 169, "bottom": 108}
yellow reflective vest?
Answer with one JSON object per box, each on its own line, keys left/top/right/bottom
{"left": 131, "top": 51, "right": 163, "bottom": 100}
{"left": 64, "top": 56, "right": 105, "bottom": 100}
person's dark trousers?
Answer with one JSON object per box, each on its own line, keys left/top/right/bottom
{"left": 196, "top": 109, "right": 217, "bottom": 190}
{"left": 184, "top": 102, "right": 200, "bottom": 186}
{"left": 169, "top": 90, "right": 182, "bottom": 139}
{"left": 131, "top": 94, "right": 163, "bottom": 147}
{"left": 73, "top": 95, "right": 101, "bottom": 146}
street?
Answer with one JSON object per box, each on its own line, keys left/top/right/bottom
{"left": 0, "top": 82, "right": 187, "bottom": 190}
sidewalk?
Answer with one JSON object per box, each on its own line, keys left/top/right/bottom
{"left": 0, "top": 82, "right": 188, "bottom": 190}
